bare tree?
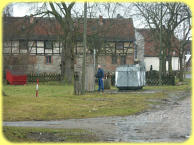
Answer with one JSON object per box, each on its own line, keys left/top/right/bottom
{"left": 3, "top": 3, "right": 13, "bottom": 16}
{"left": 134, "top": 3, "right": 168, "bottom": 78}
{"left": 134, "top": 2, "right": 191, "bottom": 78}
{"left": 174, "top": 17, "right": 191, "bottom": 81}
{"left": 163, "top": 3, "right": 191, "bottom": 75}
{"left": 31, "top": 2, "right": 75, "bottom": 84}
{"left": 83, "top": 2, "right": 128, "bottom": 70}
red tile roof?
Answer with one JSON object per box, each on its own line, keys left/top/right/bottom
{"left": 3, "top": 17, "right": 135, "bottom": 42}
{"left": 3, "top": 17, "right": 62, "bottom": 40}
{"left": 76, "top": 18, "right": 135, "bottom": 41}
{"left": 136, "top": 28, "right": 181, "bottom": 57}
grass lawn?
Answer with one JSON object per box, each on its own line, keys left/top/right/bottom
{"left": 3, "top": 126, "right": 99, "bottom": 142}
{"left": 2, "top": 79, "right": 191, "bottom": 121}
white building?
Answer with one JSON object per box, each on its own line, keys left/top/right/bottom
{"left": 135, "top": 28, "right": 181, "bottom": 71}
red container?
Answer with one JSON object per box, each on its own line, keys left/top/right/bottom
{"left": 6, "top": 70, "right": 27, "bottom": 85}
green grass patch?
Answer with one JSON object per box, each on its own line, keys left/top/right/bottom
{"left": 3, "top": 126, "right": 99, "bottom": 142}
{"left": 2, "top": 80, "right": 190, "bottom": 121}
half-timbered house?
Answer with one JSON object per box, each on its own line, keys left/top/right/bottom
{"left": 3, "top": 16, "right": 135, "bottom": 74}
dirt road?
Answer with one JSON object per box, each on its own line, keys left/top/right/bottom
{"left": 3, "top": 90, "right": 191, "bottom": 142}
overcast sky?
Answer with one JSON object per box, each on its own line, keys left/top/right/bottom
{"left": 11, "top": 2, "right": 144, "bottom": 28}
{"left": 13, "top": 4, "right": 32, "bottom": 16}
{"left": 4, "top": 2, "right": 192, "bottom": 40}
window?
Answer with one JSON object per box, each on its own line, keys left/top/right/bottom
{"left": 3, "top": 41, "right": 12, "bottom": 54}
{"left": 112, "top": 55, "right": 117, "bottom": 64}
{"left": 4, "top": 41, "right": 11, "bottom": 47}
{"left": 44, "top": 41, "right": 53, "bottom": 49}
{"left": 19, "top": 40, "right": 28, "bottom": 50}
{"left": 45, "top": 56, "right": 52, "bottom": 64}
{"left": 120, "top": 56, "right": 126, "bottom": 65}
{"left": 116, "top": 42, "right": 124, "bottom": 49}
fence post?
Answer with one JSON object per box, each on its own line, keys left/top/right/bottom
{"left": 36, "top": 79, "right": 39, "bottom": 97}
{"left": 74, "top": 72, "right": 81, "bottom": 95}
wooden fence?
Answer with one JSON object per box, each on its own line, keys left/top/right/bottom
{"left": 4, "top": 70, "right": 175, "bottom": 86}
{"left": 27, "top": 73, "right": 61, "bottom": 82}
{"left": 146, "top": 77, "right": 175, "bottom": 86}
{"left": 110, "top": 71, "right": 175, "bottom": 86}
{"left": 146, "top": 71, "right": 175, "bottom": 86}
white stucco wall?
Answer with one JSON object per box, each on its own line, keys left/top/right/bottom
{"left": 11, "top": 41, "right": 19, "bottom": 54}
{"left": 144, "top": 57, "right": 160, "bottom": 71}
{"left": 35, "top": 56, "right": 61, "bottom": 73}
{"left": 144, "top": 57, "right": 179, "bottom": 71}
{"left": 166, "top": 57, "right": 180, "bottom": 71}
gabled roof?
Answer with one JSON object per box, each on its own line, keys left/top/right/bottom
{"left": 76, "top": 18, "right": 135, "bottom": 42}
{"left": 3, "top": 16, "right": 135, "bottom": 42}
{"left": 3, "top": 17, "right": 62, "bottom": 41}
{"left": 136, "top": 28, "right": 160, "bottom": 57}
{"left": 136, "top": 28, "right": 181, "bottom": 57}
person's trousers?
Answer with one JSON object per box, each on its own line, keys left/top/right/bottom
{"left": 98, "top": 78, "right": 104, "bottom": 91}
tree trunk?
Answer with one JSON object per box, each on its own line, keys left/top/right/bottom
{"left": 61, "top": 42, "right": 65, "bottom": 81}
{"left": 74, "top": 72, "right": 81, "bottom": 95}
{"left": 168, "top": 56, "right": 172, "bottom": 75}
{"left": 95, "top": 54, "right": 99, "bottom": 72}
{"left": 64, "top": 56, "right": 73, "bottom": 84}
{"left": 179, "top": 56, "right": 184, "bottom": 82}
{"left": 162, "top": 54, "right": 166, "bottom": 76}
{"left": 64, "top": 36, "right": 73, "bottom": 84}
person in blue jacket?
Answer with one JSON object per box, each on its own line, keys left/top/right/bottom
{"left": 96, "top": 65, "right": 104, "bottom": 92}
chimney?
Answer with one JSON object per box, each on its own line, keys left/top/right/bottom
{"left": 99, "top": 15, "right": 103, "bottom": 25}
{"left": 30, "top": 14, "right": 34, "bottom": 24}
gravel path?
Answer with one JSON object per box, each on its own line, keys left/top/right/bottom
{"left": 3, "top": 91, "right": 191, "bottom": 142}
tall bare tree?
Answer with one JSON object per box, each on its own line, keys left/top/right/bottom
{"left": 163, "top": 3, "right": 191, "bottom": 75}
{"left": 174, "top": 17, "right": 191, "bottom": 81}
{"left": 3, "top": 3, "right": 13, "bottom": 16}
{"left": 82, "top": 2, "right": 127, "bottom": 70}
{"left": 134, "top": 2, "right": 191, "bottom": 78}
{"left": 32, "top": 2, "right": 75, "bottom": 84}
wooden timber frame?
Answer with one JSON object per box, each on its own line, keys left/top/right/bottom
{"left": 75, "top": 40, "right": 134, "bottom": 56}
{"left": 3, "top": 40, "right": 62, "bottom": 56}
{"left": 4, "top": 40, "right": 134, "bottom": 56}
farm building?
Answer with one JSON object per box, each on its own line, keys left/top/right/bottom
{"left": 3, "top": 16, "right": 189, "bottom": 78}
{"left": 3, "top": 16, "right": 135, "bottom": 75}
{"left": 135, "top": 28, "right": 188, "bottom": 71}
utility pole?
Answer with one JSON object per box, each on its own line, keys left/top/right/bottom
{"left": 81, "top": 2, "right": 87, "bottom": 94}
{"left": 183, "top": 20, "right": 185, "bottom": 79}
{"left": 93, "top": 49, "right": 96, "bottom": 90}
{"left": 159, "top": 3, "right": 163, "bottom": 85}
